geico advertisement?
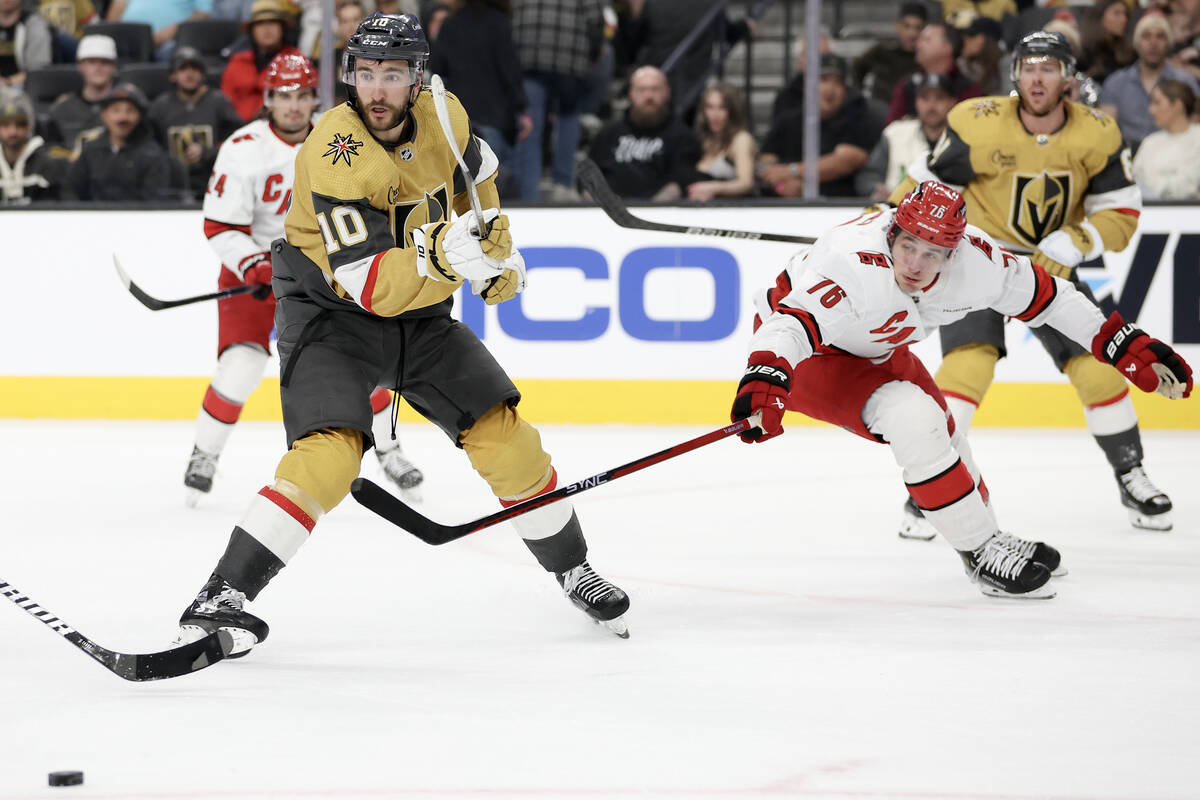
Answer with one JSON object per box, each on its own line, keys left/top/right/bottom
{"left": 1, "top": 205, "right": 1195, "bottom": 381}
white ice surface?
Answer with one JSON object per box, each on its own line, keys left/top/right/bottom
{"left": 1, "top": 419, "right": 1197, "bottom": 800}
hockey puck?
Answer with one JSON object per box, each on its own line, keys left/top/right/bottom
{"left": 48, "top": 771, "right": 84, "bottom": 787}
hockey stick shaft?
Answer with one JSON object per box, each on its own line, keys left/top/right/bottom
{"left": 576, "top": 157, "right": 816, "bottom": 245}
{"left": 430, "top": 74, "right": 486, "bottom": 232}
{"left": 114, "top": 255, "right": 263, "bottom": 310}
{"left": 1, "top": 579, "right": 232, "bottom": 681}
{"left": 352, "top": 415, "right": 759, "bottom": 545}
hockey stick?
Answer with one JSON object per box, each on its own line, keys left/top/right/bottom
{"left": 352, "top": 414, "right": 760, "bottom": 545}
{"left": 114, "top": 255, "right": 264, "bottom": 311}
{"left": 1, "top": 579, "right": 233, "bottom": 681}
{"left": 429, "top": 74, "right": 487, "bottom": 235}
{"left": 576, "top": 157, "right": 816, "bottom": 245}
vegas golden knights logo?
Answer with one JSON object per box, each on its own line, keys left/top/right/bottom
{"left": 391, "top": 184, "right": 449, "bottom": 247}
{"left": 1011, "top": 171, "right": 1071, "bottom": 248}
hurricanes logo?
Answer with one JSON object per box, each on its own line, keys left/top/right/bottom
{"left": 324, "top": 132, "right": 363, "bottom": 167}
{"left": 391, "top": 184, "right": 450, "bottom": 246}
{"left": 1010, "top": 171, "right": 1072, "bottom": 248}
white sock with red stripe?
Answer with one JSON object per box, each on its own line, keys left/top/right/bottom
{"left": 944, "top": 394, "right": 978, "bottom": 434}
{"left": 1083, "top": 390, "right": 1137, "bottom": 436}
{"left": 193, "top": 344, "right": 268, "bottom": 455}
{"left": 216, "top": 485, "right": 320, "bottom": 597}
{"left": 502, "top": 469, "right": 574, "bottom": 541}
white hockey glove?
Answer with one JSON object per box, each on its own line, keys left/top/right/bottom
{"left": 471, "top": 248, "right": 526, "bottom": 305}
{"left": 412, "top": 209, "right": 506, "bottom": 284}
{"left": 1032, "top": 223, "right": 1102, "bottom": 278}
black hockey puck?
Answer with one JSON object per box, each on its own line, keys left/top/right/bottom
{"left": 48, "top": 771, "right": 84, "bottom": 787}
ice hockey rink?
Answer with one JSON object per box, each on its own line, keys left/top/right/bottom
{"left": 1, "top": 417, "right": 1197, "bottom": 800}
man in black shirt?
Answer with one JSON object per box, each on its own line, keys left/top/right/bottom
{"left": 757, "top": 54, "right": 880, "bottom": 199}
{"left": 148, "top": 46, "right": 242, "bottom": 200}
{"left": 65, "top": 82, "right": 171, "bottom": 201}
{"left": 587, "top": 65, "right": 701, "bottom": 200}
{"left": 851, "top": 2, "right": 927, "bottom": 107}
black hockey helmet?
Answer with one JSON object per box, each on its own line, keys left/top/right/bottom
{"left": 1010, "top": 30, "right": 1076, "bottom": 83}
{"left": 341, "top": 12, "right": 428, "bottom": 110}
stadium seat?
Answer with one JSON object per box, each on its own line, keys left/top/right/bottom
{"left": 119, "top": 62, "right": 172, "bottom": 102}
{"left": 175, "top": 19, "right": 243, "bottom": 61}
{"left": 81, "top": 22, "right": 155, "bottom": 64}
{"left": 24, "top": 66, "right": 82, "bottom": 108}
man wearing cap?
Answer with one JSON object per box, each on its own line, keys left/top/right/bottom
{"left": 105, "top": 0, "right": 211, "bottom": 62}
{"left": 221, "top": 0, "right": 301, "bottom": 121}
{"left": 1099, "top": 10, "right": 1200, "bottom": 149}
{"left": 64, "top": 81, "right": 171, "bottom": 201}
{"left": 856, "top": 71, "right": 957, "bottom": 201}
{"left": 757, "top": 53, "right": 879, "bottom": 198}
{"left": 0, "top": 0, "right": 51, "bottom": 88}
{"left": 149, "top": 45, "right": 242, "bottom": 199}
{"left": 46, "top": 33, "right": 115, "bottom": 153}
{"left": 0, "top": 87, "right": 69, "bottom": 203}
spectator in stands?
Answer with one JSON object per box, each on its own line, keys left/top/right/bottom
{"left": 212, "top": 0, "right": 255, "bottom": 21}
{"left": 687, "top": 80, "right": 755, "bottom": 201}
{"left": 940, "top": 0, "right": 1016, "bottom": 25}
{"left": 421, "top": 1, "right": 450, "bottom": 41}
{"left": 856, "top": 71, "right": 956, "bottom": 201}
{"left": 221, "top": 0, "right": 300, "bottom": 121}
{"left": 757, "top": 54, "right": 878, "bottom": 199}
{"left": 0, "top": 87, "right": 70, "bottom": 203}
{"left": 39, "top": 0, "right": 98, "bottom": 38}
{"left": 1082, "top": 0, "right": 1135, "bottom": 83}
{"left": 1044, "top": 10, "right": 1085, "bottom": 64}
{"left": 430, "top": 0, "right": 526, "bottom": 195}
{"left": 105, "top": 0, "right": 212, "bottom": 63}
{"left": 1099, "top": 10, "right": 1200, "bottom": 149}
{"left": 626, "top": 0, "right": 753, "bottom": 122}
{"left": 148, "top": 46, "right": 241, "bottom": 200}
{"left": 1132, "top": 79, "right": 1200, "bottom": 199}
{"left": 770, "top": 29, "right": 831, "bottom": 125}
{"left": 311, "top": 0, "right": 363, "bottom": 67}
{"left": 953, "top": 12, "right": 1008, "bottom": 96}
{"left": 512, "top": 0, "right": 604, "bottom": 202}
{"left": 885, "top": 21, "right": 982, "bottom": 124}
{"left": 1166, "top": 0, "right": 1200, "bottom": 82}
{"left": 587, "top": 64, "right": 701, "bottom": 201}
{"left": 0, "top": 0, "right": 51, "bottom": 89}
{"left": 851, "top": 2, "right": 926, "bottom": 108}
{"left": 65, "top": 82, "right": 171, "bottom": 201}
{"left": 47, "top": 33, "right": 116, "bottom": 153}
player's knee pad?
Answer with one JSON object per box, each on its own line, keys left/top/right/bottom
{"left": 866, "top": 381, "right": 957, "bottom": 479}
{"left": 212, "top": 343, "right": 269, "bottom": 404}
{"left": 1064, "top": 353, "right": 1129, "bottom": 407}
{"left": 934, "top": 343, "right": 1000, "bottom": 405}
{"left": 274, "top": 427, "right": 364, "bottom": 514}
{"left": 460, "top": 403, "right": 552, "bottom": 499}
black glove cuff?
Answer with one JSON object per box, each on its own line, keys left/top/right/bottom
{"left": 1102, "top": 322, "right": 1144, "bottom": 364}
{"left": 738, "top": 362, "right": 791, "bottom": 391}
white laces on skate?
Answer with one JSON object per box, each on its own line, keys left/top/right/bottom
{"left": 972, "top": 535, "right": 1029, "bottom": 581}
{"left": 994, "top": 531, "right": 1037, "bottom": 562}
{"left": 185, "top": 447, "right": 217, "bottom": 479}
{"left": 1118, "top": 466, "right": 1165, "bottom": 503}
{"left": 561, "top": 562, "right": 617, "bottom": 605}
{"left": 194, "top": 583, "right": 247, "bottom": 615}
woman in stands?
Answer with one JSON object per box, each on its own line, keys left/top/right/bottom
{"left": 687, "top": 81, "right": 756, "bottom": 202}
{"left": 1132, "top": 79, "right": 1200, "bottom": 199}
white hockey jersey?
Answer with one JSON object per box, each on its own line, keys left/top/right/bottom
{"left": 202, "top": 118, "right": 304, "bottom": 279}
{"left": 749, "top": 208, "right": 1107, "bottom": 368}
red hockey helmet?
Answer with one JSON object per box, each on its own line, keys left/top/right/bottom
{"left": 892, "top": 181, "right": 967, "bottom": 250}
{"left": 263, "top": 52, "right": 318, "bottom": 97}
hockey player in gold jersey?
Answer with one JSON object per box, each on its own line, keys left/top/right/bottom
{"left": 888, "top": 31, "right": 1175, "bottom": 534}
{"left": 172, "top": 13, "right": 630, "bottom": 655}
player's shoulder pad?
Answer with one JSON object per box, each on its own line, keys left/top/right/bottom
{"left": 221, "top": 119, "right": 266, "bottom": 148}
{"left": 300, "top": 103, "right": 381, "bottom": 197}
{"left": 946, "top": 95, "right": 1015, "bottom": 135}
{"left": 1067, "top": 100, "right": 1123, "bottom": 143}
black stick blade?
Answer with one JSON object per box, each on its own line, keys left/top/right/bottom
{"left": 351, "top": 477, "right": 469, "bottom": 545}
{"left": 70, "top": 630, "right": 235, "bottom": 681}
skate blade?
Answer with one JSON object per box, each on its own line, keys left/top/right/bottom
{"left": 175, "top": 624, "right": 259, "bottom": 658}
{"left": 898, "top": 524, "right": 936, "bottom": 541}
{"left": 1129, "top": 509, "right": 1172, "bottom": 531}
{"left": 184, "top": 488, "right": 206, "bottom": 508}
{"left": 397, "top": 486, "right": 423, "bottom": 504}
{"left": 1050, "top": 565, "right": 1068, "bottom": 577}
{"left": 978, "top": 582, "right": 1057, "bottom": 600}
{"left": 600, "top": 615, "right": 629, "bottom": 639}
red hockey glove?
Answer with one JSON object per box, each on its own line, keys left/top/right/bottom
{"left": 1092, "top": 311, "right": 1193, "bottom": 399}
{"left": 730, "top": 351, "right": 793, "bottom": 443}
{"left": 241, "top": 253, "right": 273, "bottom": 300}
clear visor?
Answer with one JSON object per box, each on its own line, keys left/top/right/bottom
{"left": 341, "top": 56, "right": 421, "bottom": 90}
{"left": 264, "top": 84, "right": 318, "bottom": 107}
{"left": 1014, "top": 54, "right": 1070, "bottom": 79}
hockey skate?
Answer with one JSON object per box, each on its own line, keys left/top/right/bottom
{"left": 994, "top": 531, "right": 1065, "bottom": 577}
{"left": 377, "top": 447, "right": 424, "bottom": 503}
{"left": 897, "top": 496, "right": 937, "bottom": 540}
{"left": 1116, "top": 465, "right": 1173, "bottom": 531}
{"left": 958, "top": 532, "right": 1056, "bottom": 599}
{"left": 183, "top": 446, "right": 218, "bottom": 507}
{"left": 175, "top": 573, "right": 268, "bottom": 658}
{"left": 557, "top": 561, "right": 630, "bottom": 638}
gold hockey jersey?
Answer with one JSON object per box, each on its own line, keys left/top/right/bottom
{"left": 285, "top": 88, "right": 499, "bottom": 317}
{"left": 889, "top": 95, "right": 1141, "bottom": 254}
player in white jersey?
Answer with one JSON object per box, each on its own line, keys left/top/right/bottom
{"left": 731, "top": 182, "right": 1192, "bottom": 599}
{"left": 184, "top": 52, "right": 424, "bottom": 506}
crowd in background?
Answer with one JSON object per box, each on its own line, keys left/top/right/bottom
{"left": 2, "top": 0, "right": 1200, "bottom": 206}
